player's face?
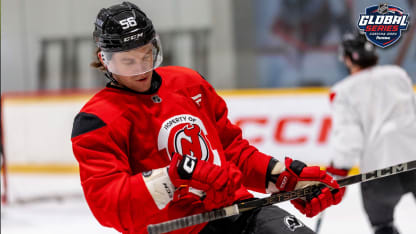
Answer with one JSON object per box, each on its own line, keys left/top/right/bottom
{"left": 109, "top": 43, "right": 154, "bottom": 76}
{"left": 110, "top": 44, "right": 154, "bottom": 92}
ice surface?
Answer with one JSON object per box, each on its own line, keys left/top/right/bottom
{"left": 1, "top": 173, "right": 415, "bottom": 234}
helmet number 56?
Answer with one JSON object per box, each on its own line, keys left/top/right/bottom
{"left": 120, "top": 17, "right": 137, "bottom": 30}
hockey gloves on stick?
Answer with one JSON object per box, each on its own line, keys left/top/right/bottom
{"left": 268, "top": 157, "right": 345, "bottom": 217}
{"left": 168, "top": 153, "right": 242, "bottom": 210}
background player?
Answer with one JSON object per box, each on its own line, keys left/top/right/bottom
{"left": 72, "top": 2, "right": 345, "bottom": 233}
{"left": 327, "top": 32, "right": 416, "bottom": 234}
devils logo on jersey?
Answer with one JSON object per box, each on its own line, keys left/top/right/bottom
{"left": 174, "top": 124, "right": 209, "bottom": 161}
{"left": 157, "top": 114, "right": 221, "bottom": 165}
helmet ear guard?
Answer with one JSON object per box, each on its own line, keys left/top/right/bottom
{"left": 98, "top": 51, "right": 106, "bottom": 64}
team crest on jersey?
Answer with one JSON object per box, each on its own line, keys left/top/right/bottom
{"left": 174, "top": 124, "right": 209, "bottom": 161}
{"left": 157, "top": 114, "right": 221, "bottom": 165}
{"left": 357, "top": 4, "right": 409, "bottom": 48}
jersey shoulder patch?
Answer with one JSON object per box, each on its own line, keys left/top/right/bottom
{"left": 71, "top": 112, "right": 106, "bottom": 138}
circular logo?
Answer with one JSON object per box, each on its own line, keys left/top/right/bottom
{"left": 158, "top": 114, "right": 221, "bottom": 165}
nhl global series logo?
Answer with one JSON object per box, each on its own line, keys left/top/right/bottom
{"left": 358, "top": 3, "right": 409, "bottom": 48}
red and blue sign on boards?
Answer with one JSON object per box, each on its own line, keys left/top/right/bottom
{"left": 358, "top": 3, "right": 409, "bottom": 48}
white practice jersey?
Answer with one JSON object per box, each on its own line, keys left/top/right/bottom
{"left": 329, "top": 65, "right": 416, "bottom": 172}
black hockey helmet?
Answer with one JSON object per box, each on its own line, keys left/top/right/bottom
{"left": 93, "top": 1, "right": 163, "bottom": 76}
{"left": 339, "top": 32, "right": 378, "bottom": 68}
{"left": 94, "top": 1, "right": 155, "bottom": 52}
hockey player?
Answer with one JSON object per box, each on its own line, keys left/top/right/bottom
{"left": 327, "top": 33, "right": 416, "bottom": 234}
{"left": 71, "top": 2, "right": 344, "bottom": 233}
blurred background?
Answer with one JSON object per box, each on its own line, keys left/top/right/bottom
{"left": 2, "top": 0, "right": 416, "bottom": 92}
{"left": 1, "top": 0, "right": 416, "bottom": 233}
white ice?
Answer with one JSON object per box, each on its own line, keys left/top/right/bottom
{"left": 1, "top": 173, "right": 415, "bottom": 234}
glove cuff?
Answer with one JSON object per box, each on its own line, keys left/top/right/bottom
{"left": 266, "top": 158, "right": 285, "bottom": 193}
{"left": 266, "top": 158, "right": 278, "bottom": 185}
{"left": 285, "top": 157, "right": 307, "bottom": 176}
{"left": 142, "top": 167, "right": 175, "bottom": 210}
{"left": 266, "top": 157, "right": 305, "bottom": 192}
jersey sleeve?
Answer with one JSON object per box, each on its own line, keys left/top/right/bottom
{"left": 204, "top": 85, "right": 273, "bottom": 193}
{"left": 329, "top": 90, "right": 363, "bottom": 169}
{"left": 71, "top": 112, "right": 162, "bottom": 233}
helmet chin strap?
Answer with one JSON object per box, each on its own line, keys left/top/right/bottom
{"left": 104, "top": 71, "right": 119, "bottom": 85}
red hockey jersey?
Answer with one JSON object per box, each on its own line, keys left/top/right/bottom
{"left": 71, "top": 66, "right": 273, "bottom": 233}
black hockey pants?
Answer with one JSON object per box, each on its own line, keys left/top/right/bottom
{"left": 200, "top": 204, "right": 315, "bottom": 234}
{"left": 361, "top": 170, "right": 416, "bottom": 232}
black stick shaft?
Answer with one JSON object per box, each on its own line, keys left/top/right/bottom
{"left": 147, "top": 160, "right": 416, "bottom": 234}
{"left": 315, "top": 212, "right": 324, "bottom": 233}
{"left": 337, "top": 160, "right": 416, "bottom": 187}
{"left": 147, "top": 205, "right": 238, "bottom": 234}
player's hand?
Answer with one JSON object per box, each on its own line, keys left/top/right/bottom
{"left": 270, "top": 157, "right": 338, "bottom": 191}
{"left": 168, "top": 153, "right": 242, "bottom": 210}
{"left": 269, "top": 157, "right": 345, "bottom": 217}
{"left": 325, "top": 162, "right": 349, "bottom": 203}
{"left": 290, "top": 185, "right": 345, "bottom": 217}
{"left": 301, "top": 162, "right": 349, "bottom": 216}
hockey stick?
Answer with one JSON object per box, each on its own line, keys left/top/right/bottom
{"left": 315, "top": 212, "right": 324, "bottom": 233}
{"left": 147, "top": 160, "right": 416, "bottom": 234}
